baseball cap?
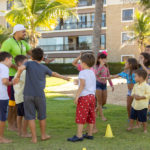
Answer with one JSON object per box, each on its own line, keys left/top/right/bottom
{"left": 11, "top": 24, "right": 26, "bottom": 35}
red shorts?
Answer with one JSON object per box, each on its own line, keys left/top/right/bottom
{"left": 76, "top": 94, "right": 96, "bottom": 124}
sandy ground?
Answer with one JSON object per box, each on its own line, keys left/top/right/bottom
{"left": 46, "top": 77, "right": 128, "bottom": 106}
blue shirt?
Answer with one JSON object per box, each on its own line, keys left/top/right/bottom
{"left": 24, "top": 61, "right": 52, "bottom": 97}
{"left": 118, "top": 71, "right": 136, "bottom": 84}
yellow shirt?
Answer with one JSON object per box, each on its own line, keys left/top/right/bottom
{"left": 13, "top": 70, "right": 26, "bottom": 104}
{"left": 131, "top": 81, "right": 150, "bottom": 110}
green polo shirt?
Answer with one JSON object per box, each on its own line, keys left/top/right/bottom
{"left": 1, "top": 37, "right": 31, "bottom": 76}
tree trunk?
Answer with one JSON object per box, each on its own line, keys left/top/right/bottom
{"left": 92, "top": 0, "right": 103, "bottom": 59}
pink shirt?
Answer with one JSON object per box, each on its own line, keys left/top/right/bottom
{"left": 95, "top": 65, "right": 113, "bottom": 86}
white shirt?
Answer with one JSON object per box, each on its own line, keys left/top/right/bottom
{"left": 0, "top": 63, "right": 9, "bottom": 100}
{"left": 14, "top": 70, "right": 26, "bottom": 104}
{"left": 79, "top": 69, "right": 96, "bottom": 97}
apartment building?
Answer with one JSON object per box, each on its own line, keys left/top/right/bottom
{"left": 0, "top": 0, "right": 140, "bottom": 63}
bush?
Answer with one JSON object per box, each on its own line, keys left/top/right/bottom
{"left": 45, "top": 62, "right": 125, "bottom": 75}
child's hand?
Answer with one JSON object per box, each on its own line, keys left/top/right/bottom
{"left": 73, "top": 79, "right": 79, "bottom": 85}
{"left": 13, "top": 77, "right": 20, "bottom": 85}
{"left": 64, "top": 76, "right": 71, "bottom": 81}
{"left": 74, "top": 98, "right": 78, "bottom": 105}
{"left": 112, "top": 86, "right": 114, "bottom": 92}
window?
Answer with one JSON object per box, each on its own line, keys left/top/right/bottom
{"left": 78, "top": 0, "right": 95, "bottom": 7}
{"left": 103, "top": 0, "right": 106, "bottom": 5}
{"left": 100, "top": 34, "right": 106, "bottom": 49}
{"left": 121, "top": 32, "right": 134, "bottom": 45}
{"left": 7, "top": 0, "right": 13, "bottom": 10}
{"left": 122, "top": 9, "right": 134, "bottom": 21}
{"left": 38, "top": 35, "right": 106, "bottom": 52}
{"left": 102, "top": 13, "right": 106, "bottom": 28}
{"left": 121, "top": 55, "right": 134, "bottom": 62}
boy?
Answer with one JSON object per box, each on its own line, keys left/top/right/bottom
{"left": 127, "top": 69, "right": 150, "bottom": 133}
{"left": 13, "top": 48, "right": 70, "bottom": 143}
{"left": 145, "top": 45, "right": 150, "bottom": 54}
{"left": 13, "top": 55, "right": 30, "bottom": 137}
{"left": 0, "top": 52, "right": 13, "bottom": 143}
{"left": 68, "top": 53, "right": 96, "bottom": 142}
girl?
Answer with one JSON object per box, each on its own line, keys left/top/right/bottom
{"left": 109, "top": 58, "right": 138, "bottom": 119}
{"left": 95, "top": 53, "right": 114, "bottom": 121}
{"left": 139, "top": 52, "right": 150, "bottom": 119}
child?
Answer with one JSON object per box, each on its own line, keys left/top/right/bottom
{"left": 127, "top": 69, "right": 150, "bottom": 133}
{"left": 13, "top": 48, "right": 70, "bottom": 143}
{"left": 68, "top": 53, "right": 96, "bottom": 142}
{"left": 0, "top": 52, "right": 13, "bottom": 143}
{"left": 139, "top": 52, "right": 150, "bottom": 119}
{"left": 109, "top": 58, "right": 138, "bottom": 119}
{"left": 145, "top": 45, "right": 150, "bottom": 54}
{"left": 13, "top": 55, "right": 30, "bottom": 137}
{"left": 95, "top": 53, "right": 114, "bottom": 121}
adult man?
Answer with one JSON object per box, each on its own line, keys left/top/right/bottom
{"left": 1, "top": 24, "right": 32, "bottom": 131}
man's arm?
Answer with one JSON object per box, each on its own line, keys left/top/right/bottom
{"left": 74, "top": 79, "right": 85, "bottom": 104}
{"left": 52, "top": 72, "right": 70, "bottom": 81}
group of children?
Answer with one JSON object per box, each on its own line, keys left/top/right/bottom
{"left": 68, "top": 46, "right": 150, "bottom": 142}
{"left": 0, "top": 46, "right": 150, "bottom": 144}
{"left": 0, "top": 48, "right": 69, "bottom": 144}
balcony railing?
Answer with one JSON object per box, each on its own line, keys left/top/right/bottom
{"left": 39, "top": 43, "right": 106, "bottom": 52}
{"left": 39, "top": 44, "right": 92, "bottom": 52}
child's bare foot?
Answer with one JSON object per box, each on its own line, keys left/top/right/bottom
{"left": 102, "top": 117, "right": 107, "bottom": 121}
{"left": 8, "top": 127, "right": 18, "bottom": 132}
{"left": 41, "top": 135, "right": 51, "bottom": 141}
{"left": 133, "top": 125, "right": 141, "bottom": 129}
{"left": 31, "top": 138, "right": 37, "bottom": 144}
{"left": 144, "top": 130, "right": 148, "bottom": 133}
{"left": 0, "top": 138, "right": 12, "bottom": 144}
{"left": 22, "top": 133, "right": 32, "bottom": 138}
{"left": 127, "top": 127, "right": 133, "bottom": 131}
{"left": 93, "top": 128, "right": 98, "bottom": 134}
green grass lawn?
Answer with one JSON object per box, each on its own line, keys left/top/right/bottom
{"left": 1, "top": 97, "right": 150, "bottom": 150}
{"left": 46, "top": 77, "right": 68, "bottom": 87}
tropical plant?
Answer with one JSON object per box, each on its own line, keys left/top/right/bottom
{"left": 5, "top": 0, "right": 77, "bottom": 48}
{"left": 0, "top": 25, "right": 11, "bottom": 47}
{"left": 92, "top": 0, "right": 103, "bottom": 58}
{"left": 140, "top": 0, "right": 150, "bottom": 9}
{"left": 126, "top": 10, "right": 150, "bottom": 52}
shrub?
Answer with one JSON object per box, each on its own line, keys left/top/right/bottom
{"left": 45, "top": 62, "right": 125, "bottom": 75}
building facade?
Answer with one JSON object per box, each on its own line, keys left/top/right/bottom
{"left": 0, "top": 0, "right": 140, "bottom": 63}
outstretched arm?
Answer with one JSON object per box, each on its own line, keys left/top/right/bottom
{"left": 52, "top": 72, "right": 70, "bottom": 81}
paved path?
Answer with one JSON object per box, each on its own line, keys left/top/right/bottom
{"left": 46, "top": 77, "right": 127, "bottom": 106}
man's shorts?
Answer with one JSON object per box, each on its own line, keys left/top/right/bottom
{"left": 24, "top": 96, "right": 46, "bottom": 120}
{"left": 76, "top": 94, "right": 96, "bottom": 124}
{"left": 0, "top": 100, "right": 9, "bottom": 121}
{"left": 127, "top": 90, "right": 132, "bottom": 96}
{"left": 16, "top": 102, "right": 24, "bottom": 117}
{"left": 130, "top": 107, "right": 148, "bottom": 122}
{"left": 96, "top": 81, "right": 107, "bottom": 90}
{"left": 8, "top": 76, "right": 15, "bottom": 107}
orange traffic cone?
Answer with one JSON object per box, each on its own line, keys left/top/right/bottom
{"left": 104, "top": 124, "right": 114, "bottom": 138}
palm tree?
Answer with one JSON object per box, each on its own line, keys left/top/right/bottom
{"left": 126, "top": 10, "right": 150, "bottom": 52}
{"left": 92, "top": 0, "right": 103, "bottom": 58}
{"left": 140, "top": 0, "right": 150, "bottom": 9}
{"left": 5, "top": 0, "right": 77, "bottom": 48}
{"left": 0, "top": 25, "right": 11, "bottom": 47}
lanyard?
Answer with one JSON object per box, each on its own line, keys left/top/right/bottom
{"left": 13, "top": 37, "right": 23, "bottom": 55}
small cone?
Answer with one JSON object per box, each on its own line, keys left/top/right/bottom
{"left": 82, "top": 148, "right": 86, "bottom": 150}
{"left": 104, "top": 124, "right": 114, "bottom": 138}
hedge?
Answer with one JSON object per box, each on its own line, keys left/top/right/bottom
{"left": 45, "top": 62, "right": 125, "bottom": 75}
